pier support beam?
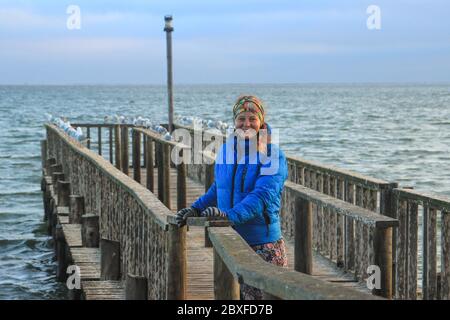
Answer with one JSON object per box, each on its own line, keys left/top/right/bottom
{"left": 213, "top": 248, "right": 240, "bottom": 300}
{"left": 55, "top": 224, "right": 68, "bottom": 282}
{"left": 69, "top": 195, "right": 85, "bottom": 224}
{"left": 57, "top": 181, "right": 71, "bottom": 207}
{"left": 166, "top": 224, "right": 186, "bottom": 299}
{"left": 100, "top": 239, "right": 121, "bottom": 280}
{"left": 294, "top": 198, "right": 313, "bottom": 275}
{"left": 81, "top": 214, "right": 99, "bottom": 247}
{"left": 126, "top": 274, "right": 148, "bottom": 300}
{"left": 374, "top": 227, "right": 393, "bottom": 299}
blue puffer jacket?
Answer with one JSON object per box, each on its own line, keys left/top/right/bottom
{"left": 191, "top": 135, "right": 288, "bottom": 246}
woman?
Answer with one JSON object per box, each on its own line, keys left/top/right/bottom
{"left": 175, "top": 95, "right": 288, "bottom": 300}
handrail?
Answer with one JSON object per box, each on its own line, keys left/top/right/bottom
{"left": 284, "top": 180, "right": 398, "bottom": 298}
{"left": 286, "top": 181, "right": 398, "bottom": 228}
{"left": 394, "top": 188, "right": 450, "bottom": 212}
{"left": 391, "top": 187, "right": 450, "bottom": 300}
{"left": 208, "top": 227, "right": 383, "bottom": 300}
{"left": 172, "top": 122, "right": 395, "bottom": 215}
{"left": 44, "top": 123, "right": 187, "bottom": 299}
{"left": 45, "top": 123, "right": 171, "bottom": 228}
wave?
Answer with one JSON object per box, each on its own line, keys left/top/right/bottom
{"left": 0, "top": 190, "right": 40, "bottom": 196}
{"left": 431, "top": 121, "right": 450, "bottom": 126}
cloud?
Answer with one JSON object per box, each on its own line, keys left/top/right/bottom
{"left": 0, "top": 37, "right": 165, "bottom": 59}
{"left": 0, "top": 7, "right": 63, "bottom": 29}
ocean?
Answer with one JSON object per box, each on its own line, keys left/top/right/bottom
{"left": 0, "top": 84, "right": 449, "bottom": 299}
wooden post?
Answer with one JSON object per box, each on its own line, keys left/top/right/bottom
{"left": 41, "top": 140, "right": 47, "bottom": 170}
{"left": 121, "top": 125, "right": 129, "bottom": 175}
{"left": 109, "top": 126, "right": 113, "bottom": 164}
{"left": 146, "top": 137, "right": 154, "bottom": 192}
{"left": 57, "top": 181, "right": 71, "bottom": 207}
{"left": 294, "top": 197, "right": 313, "bottom": 274}
{"left": 52, "top": 172, "right": 65, "bottom": 195}
{"left": 166, "top": 224, "right": 186, "bottom": 299}
{"left": 100, "top": 239, "right": 121, "bottom": 280}
{"left": 162, "top": 144, "right": 171, "bottom": 209}
{"left": 55, "top": 224, "right": 67, "bottom": 282}
{"left": 69, "top": 195, "right": 85, "bottom": 224}
{"left": 213, "top": 249, "right": 239, "bottom": 300}
{"left": 423, "top": 206, "right": 438, "bottom": 300}
{"left": 114, "top": 124, "right": 121, "bottom": 170}
{"left": 97, "top": 126, "right": 102, "bottom": 155}
{"left": 441, "top": 211, "right": 450, "bottom": 300}
{"left": 177, "top": 148, "right": 187, "bottom": 211}
{"left": 132, "top": 130, "right": 141, "bottom": 183}
{"left": 47, "top": 198, "right": 55, "bottom": 235}
{"left": 126, "top": 274, "right": 148, "bottom": 300}
{"left": 49, "top": 164, "right": 63, "bottom": 179}
{"left": 87, "top": 127, "right": 91, "bottom": 149}
{"left": 143, "top": 135, "right": 147, "bottom": 168}
{"left": 157, "top": 142, "right": 164, "bottom": 202}
{"left": 205, "top": 163, "right": 215, "bottom": 193}
{"left": 46, "top": 158, "right": 56, "bottom": 171}
{"left": 373, "top": 227, "right": 393, "bottom": 299}
{"left": 81, "top": 214, "right": 99, "bottom": 247}
{"left": 380, "top": 183, "right": 399, "bottom": 217}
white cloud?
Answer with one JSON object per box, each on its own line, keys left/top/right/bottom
{"left": 0, "top": 7, "right": 63, "bottom": 29}
{"left": 0, "top": 37, "right": 165, "bottom": 58}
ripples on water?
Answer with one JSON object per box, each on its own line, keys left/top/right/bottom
{"left": 0, "top": 84, "right": 449, "bottom": 299}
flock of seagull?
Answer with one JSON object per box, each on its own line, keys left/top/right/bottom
{"left": 46, "top": 114, "right": 232, "bottom": 143}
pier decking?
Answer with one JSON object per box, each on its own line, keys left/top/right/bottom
{"left": 40, "top": 122, "right": 450, "bottom": 300}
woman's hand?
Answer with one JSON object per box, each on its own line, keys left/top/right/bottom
{"left": 175, "top": 207, "right": 199, "bottom": 227}
{"left": 200, "top": 207, "right": 227, "bottom": 218}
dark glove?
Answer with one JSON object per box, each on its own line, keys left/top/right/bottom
{"left": 175, "top": 207, "right": 199, "bottom": 227}
{"left": 200, "top": 207, "right": 227, "bottom": 218}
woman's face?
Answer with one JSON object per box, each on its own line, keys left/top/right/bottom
{"left": 234, "top": 111, "right": 261, "bottom": 139}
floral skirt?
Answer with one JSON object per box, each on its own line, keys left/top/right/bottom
{"left": 240, "top": 238, "right": 288, "bottom": 300}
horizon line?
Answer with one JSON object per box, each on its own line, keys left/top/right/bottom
{"left": 1, "top": 81, "right": 450, "bottom": 86}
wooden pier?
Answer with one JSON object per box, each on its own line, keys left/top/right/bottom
{"left": 40, "top": 122, "right": 450, "bottom": 300}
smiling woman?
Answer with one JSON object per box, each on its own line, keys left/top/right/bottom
{"left": 176, "top": 94, "right": 289, "bottom": 300}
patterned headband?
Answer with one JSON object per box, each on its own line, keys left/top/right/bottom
{"left": 232, "top": 96, "right": 265, "bottom": 123}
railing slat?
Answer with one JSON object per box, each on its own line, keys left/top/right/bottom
{"left": 146, "top": 137, "right": 154, "bottom": 192}
{"left": 98, "top": 126, "right": 102, "bottom": 156}
{"left": 396, "top": 199, "right": 408, "bottom": 299}
{"left": 109, "top": 126, "right": 113, "bottom": 164}
{"left": 423, "top": 206, "right": 438, "bottom": 300}
{"left": 441, "top": 211, "right": 450, "bottom": 299}
{"left": 407, "top": 202, "right": 418, "bottom": 299}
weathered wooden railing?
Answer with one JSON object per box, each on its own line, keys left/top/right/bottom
{"left": 50, "top": 121, "right": 450, "bottom": 300}
{"left": 72, "top": 123, "right": 138, "bottom": 173}
{"left": 132, "top": 128, "right": 192, "bottom": 212}
{"left": 44, "top": 123, "right": 186, "bottom": 299}
{"left": 171, "top": 122, "right": 450, "bottom": 300}
{"left": 391, "top": 188, "right": 450, "bottom": 300}
{"left": 42, "top": 122, "right": 388, "bottom": 300}
{"left": 283, "top": 181, "right": 398, "bottom": 298}
{"left": 206, "top": 226, "right": 381, "bottom": 300}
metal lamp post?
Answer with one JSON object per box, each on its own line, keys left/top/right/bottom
{"left": 164, "top": 15, "right": 174, "bottom": 133}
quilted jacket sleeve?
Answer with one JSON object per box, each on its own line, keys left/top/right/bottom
{"left": 225, "top": 147, "right": 288, "bottom": 225}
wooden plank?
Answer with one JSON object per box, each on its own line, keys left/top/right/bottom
{"left": 396, "top": 199, "right": 408, "bottom": 299}
{"left": 407, "top": 202, "right": 418, "bottom": 299}
{"left": 423, "top": 206, "right": 438, "bottom": 300}
{"left": 441, "top": 211, "right": 450, "bottom": 299}
{"left": 62, "top": 224, "right": 82, "bottom": 248}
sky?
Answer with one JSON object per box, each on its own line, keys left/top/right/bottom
{"left": 0, "top": 0, "right": 450, "bottom": 84}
